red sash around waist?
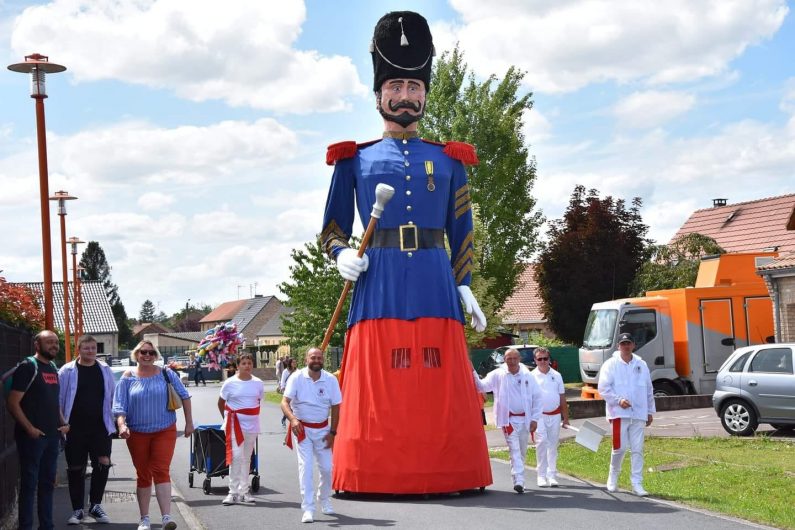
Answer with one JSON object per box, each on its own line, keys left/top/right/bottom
{"left": 224, "top": 405, "right": 260, "bottom": 465}
{"left": 543, "top": 406, "right": 562, "bottom": 415}
{"left": 284, "top": 419, "right": 329, "bottom": 450}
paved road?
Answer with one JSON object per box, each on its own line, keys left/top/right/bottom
{"left": 170, "top": 382, "right": 774, "bottom": 529}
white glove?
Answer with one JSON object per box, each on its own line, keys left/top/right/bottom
{"left": 457, "top": 285, "right": 487, "bottom": 332}
{"left": 336, "top": 248, "right": 369, "bottom": 282}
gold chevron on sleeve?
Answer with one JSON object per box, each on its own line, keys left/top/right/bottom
{"left": 456, "top": 259, "right": 473, "bottom": 284}
{"left": 454, "top": 184, "right": 471, "bottom": 218}
{"left": 319, "top": 220, "right": 350, "bottom": 258}
{"left": 455, "top": 231, "right": 473, "bottom": 260}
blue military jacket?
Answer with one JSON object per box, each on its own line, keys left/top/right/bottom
{"left": 321, "top": 137, "right": 476, "bottom": 327}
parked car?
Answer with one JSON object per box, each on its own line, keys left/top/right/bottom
{"left": 477, "top": 345, "right": 542, "bottom": 376}
{"left": 712, "top": 343, "right": 795, "bottom": 436}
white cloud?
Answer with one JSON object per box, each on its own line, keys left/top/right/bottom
{"left": 614, "top": 90, "right": 696, "bottom": 129}
{"left": 522, "top": 107, "right": 552, "bottom": 144}
{"left": 138, "top": 192, "right": 175, "bottom": 210}
{"left": 444, "top": 0, "right": 788, "bottom": 93}
{"left": 10, "top": 0, "right": 368, "bottom": 112}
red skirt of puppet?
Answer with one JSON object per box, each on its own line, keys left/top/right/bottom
{"left": 331, "top": 317, "right": 492, "bottom": 494}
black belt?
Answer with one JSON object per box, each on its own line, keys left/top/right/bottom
{"left": 371, "top": 225, "right": 445, "bottom": 252}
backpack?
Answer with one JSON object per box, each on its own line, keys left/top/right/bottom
{"left": 1, "top": 356, "right": 39, "bottom": 398}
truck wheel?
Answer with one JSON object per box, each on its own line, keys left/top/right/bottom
{"left": 720, "top": 399, "right": 758, "bottom": 436}
{"left": 652, "top": 381, "right": 679, "bottom": 397}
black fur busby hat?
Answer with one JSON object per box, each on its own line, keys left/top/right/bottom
{"left": 370, "top": 11, "right": 435, "bottom": 92}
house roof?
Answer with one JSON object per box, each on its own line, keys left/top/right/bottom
{"left": 757, "top": 252, "right": 795, "bottom": 273}
{"left": 256, "top": 305, "right": 293, "bottom": 337}
{"left": 671, "top": 194, "right": 795, "bottom": 253}
{"left": 158, "top": 331, "right": 206, "bottom": 343}
{"left": 233, "top": 296, "right": 275, "bottom": 332}
{"left": 200, "top": 300, "right": 247, "bottom": 323}
{"left": 500, "top": 264, "right": 546, "bottom": 325}
{"left": 17, "top": 281, "right": 118, "bottom": 334}
{"left": 133, "top": 322, "right": 171, "bottom": 336}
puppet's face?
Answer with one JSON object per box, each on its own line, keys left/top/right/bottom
{"left": 376, "top": 78, "right": 426, "bottom": 128}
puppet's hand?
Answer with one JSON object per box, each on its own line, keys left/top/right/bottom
{"left": 336, "top": 248, "right": 369, "bottom": 282}
{"left": 458, "top": 285, "right": 486, "bottom": 332}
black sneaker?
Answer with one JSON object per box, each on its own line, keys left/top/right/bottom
{"left": 89, "top": 503, "right": 110, "bottom": 523}
{"left": 67, "top": 509, "right": 84, "bottom": 525}
{"left": 514, "top": 484, "right": 524, "bottom": 494}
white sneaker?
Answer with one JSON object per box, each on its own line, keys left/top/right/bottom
{"left": 537, "top": 476, "right": 549, "bottom": 487}
{"left": 606, "top": 473, "right": 618, "bottom": 493}
{"left": 137, "top": 516, "right": 151, "bottom": 530}
{"left": 222, "top": 493, "right": 237, "bottom": 505}
{"left": 301, "top": 510, "right": 314, "bottom": 523}
{"left": 321, "top": 500, "right": 335, "bottom": 515}
{"left": 239, "top": 493, "right": 256, "bottom": 505}
{"left": 89, "top": 503, "right": 110, "bottom": 523}
{"left": 162, "top": 514, "right": 177, "bottom": 530}
{"left": 548, "top": 477, "right": 559, "bottom": 487}
{"left": 632, "top": 484, "right": 649, "bottom": 497}
{"left": 67, "top": 509, "right": 84, "bottom": 525}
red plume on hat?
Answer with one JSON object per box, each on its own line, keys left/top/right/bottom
{"left": 370, "top": 11, "right": 435, "bottom": 92}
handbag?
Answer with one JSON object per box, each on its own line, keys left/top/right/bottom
{"left": 163, "top": 368, "right": 183, "bottom": 411}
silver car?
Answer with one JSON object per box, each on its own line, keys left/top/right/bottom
{"left": 713, "top": 343, "right": 795, "bottom": 436}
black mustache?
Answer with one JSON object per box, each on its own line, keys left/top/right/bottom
{"left": 388, "top": 100, "right": 421, "bottom": 112}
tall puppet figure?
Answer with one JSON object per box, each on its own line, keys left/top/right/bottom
{"left": 321, "top": 11, "right": 492, "bottom": 494}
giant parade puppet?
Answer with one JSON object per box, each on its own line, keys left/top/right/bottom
{"left": 320, "top": 11, "right": 492, "bottom": 494}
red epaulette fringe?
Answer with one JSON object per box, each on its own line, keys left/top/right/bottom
{"left": 443, "top": 141, "right": 479, "bottom": 165}
{"left": 326, "top": 141, "right": 358, "bottom": 165}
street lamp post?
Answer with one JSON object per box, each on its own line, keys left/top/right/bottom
{"left": 68, "top": 237, "right": 85, "bottom": 343}
{"left": 8, "top": 53, "right": 67, "bottom": 330}
{"left": 51, "top": 191, "right": 77, "bottom": 361}
{"left": 76, "top": 266, "right": 85, "bottom": 339}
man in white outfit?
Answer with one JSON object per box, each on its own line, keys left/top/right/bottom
{"left": 597, "top": 333, "right": 655, "bottom": 497}
{"left": 281, "top": 348, "right": 342, "bottom": 523}
{"left": 473, "top": 348, "right": 542, "bottom": 493}
{"left": 530, "top": 347, "right": 569, "bottom": 488}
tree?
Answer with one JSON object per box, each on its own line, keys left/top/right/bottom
{"left": 278, "top": 237, "right": 355, "bottom": 359}
{"left": 139, "top": 299, "right": 155, "bottom": 322}
{"left": 536, "top": 185, "right": 650, "bottom": 344}
{"left": 0, "top": 276, "right": 44, "bottom": 330}
{"left": 419, "top": 46, "right": 544, "bottom": 305}
{"left": 80, "top": 241, "right": 133, "bottom": 347}
{"left": 630, "top": 233, "right": 725, "bottom": 296}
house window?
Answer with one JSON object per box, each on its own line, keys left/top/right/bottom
{"left": 97, "top": 342, "right": 105, "bottom": 353}
{"left": 391, "top": 348, "right": 411, "bottom": 369}
{"left": 423, "top": 347, "right": 441, "bottom": 368}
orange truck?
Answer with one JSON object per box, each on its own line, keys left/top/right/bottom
{"left": 579, "top": 252, "right": 776, "bottom": 398}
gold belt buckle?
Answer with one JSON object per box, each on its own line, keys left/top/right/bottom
{"left": 399, "top": 224, "right": 418, "bottom": 252}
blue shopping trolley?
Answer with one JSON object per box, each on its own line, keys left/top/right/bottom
{"left": 189, "top": 424, "right": 260, "bottom": 494}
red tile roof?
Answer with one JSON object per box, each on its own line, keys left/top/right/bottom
{"left": 200, "top": 300, "right": 247, "bottom": 323}
{"left": 500, "top": 264, "right": 546, "bottom": 324}
{"left": 757, "top": 252, "right": 795, "bottom": 272}
{"left": 671, "top": 194, "right": 795, "bottom": 253}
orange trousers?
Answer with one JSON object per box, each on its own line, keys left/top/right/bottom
{"left": 126, "top": 424, "right": 177, "bottom": 487}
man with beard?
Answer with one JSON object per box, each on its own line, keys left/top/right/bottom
{"left": 281, "top": 348, "right": 341, "bottom": 523}
{"left": 320, "top": 10, "right": 492, "bottom": 494}
{"left": 6, "top": 330, "right": 70, "bottom": 530}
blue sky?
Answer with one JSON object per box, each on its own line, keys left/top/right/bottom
{"left": 1, "top": 0, "right": 793, "bottom": 320}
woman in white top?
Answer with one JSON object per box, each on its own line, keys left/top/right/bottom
{"left": 279, "top": 358, "right": 297, "bottom": 428}
{"left": 217, "top": 353, "right": 264, "bottom": 506}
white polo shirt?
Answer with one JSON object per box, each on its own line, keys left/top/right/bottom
{"left": 531, "top": 367, "right": 565, "bottom": 413}
{"left": 283, "top": 367, "right": 342, "bottom": 423}
{"left": 220, "top": 375, "right": 264, "bottom": 433}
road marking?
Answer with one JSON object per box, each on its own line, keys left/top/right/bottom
{"left": 172, "top": 478, "right": 207, "bottom": 530}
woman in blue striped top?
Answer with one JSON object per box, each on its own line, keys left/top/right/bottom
{"left": 113, "top": 341, "right": 193, "bottom": 530}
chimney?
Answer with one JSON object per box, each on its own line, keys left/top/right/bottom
{"left": 712, "top": 198, "right": 727, "bottom": 207}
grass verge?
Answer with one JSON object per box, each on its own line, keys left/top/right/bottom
{"left": 491, "top": 436, "right": 795, "bottom": 529}
{"left": 264, "top": 390, "right": 283, "bottom": 404}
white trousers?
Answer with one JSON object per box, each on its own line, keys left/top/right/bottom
{"left": 293, "top": 426, "right": 332, "bottom": 512}
{"left": 610, "top": 418, "right": 646, "bottom": 486}
{"left": 535, "top": 413, "right": 561, "bottom": 479}
{"left": 503, "top": 420, "right": 530, "bottom": 485}
{"left": 228, "top": 431, "right": 257, "bottom": 495}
